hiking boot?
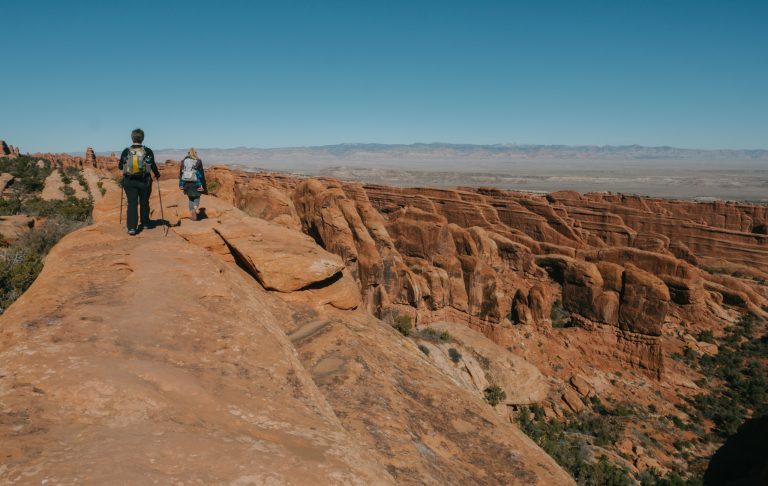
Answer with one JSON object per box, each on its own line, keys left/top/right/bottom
{"left": 190, "top": 211, "right": 197, "bottom": 221}
{"left": 128, "top": 229, "right": 137, "bottom": 236}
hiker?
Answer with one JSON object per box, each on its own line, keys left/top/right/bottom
{"left": 118, "top": 128, "right": 160, "bottom": 235}
{"left": 179, "top": 148, "right": 207, "bottom": 221}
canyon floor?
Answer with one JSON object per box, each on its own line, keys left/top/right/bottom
{"left": 1, "top": 148, "right": 767, "bottom": 485}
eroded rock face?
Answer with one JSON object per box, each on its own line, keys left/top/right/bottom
{"left": 205, "top": 169, "right": 768, "bottom": 380}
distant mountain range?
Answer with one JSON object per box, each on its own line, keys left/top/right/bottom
{"left": 87, "top": 143, "right": 768, "bottom": 174}
{"left": 86, "top": 142, "right": 768, "bottom": 200}
{"left": 140, "top": 143, "right": 767, "bottom": 168}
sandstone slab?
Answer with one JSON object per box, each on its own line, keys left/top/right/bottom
{"left": 215, "top": 216, "right": 344, "bottom": 292}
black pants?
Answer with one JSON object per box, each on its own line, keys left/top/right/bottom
{"left": 123, "top": 176, "right": 151, "bottom": 231}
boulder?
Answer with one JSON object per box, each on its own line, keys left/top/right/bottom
{"left": 569, "top": 374, "right": 593, "bottom": 397}
{"left": 0, "top": 215, "right": 35, "bottom": 244}
{"left": 214, "top": 217, "right": 344, "bottom": 292}
{"left": 562, "top": 388, "right": 585, "bottom": 413}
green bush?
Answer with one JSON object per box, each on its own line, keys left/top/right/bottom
{"left": 0, "top": 158, "right": 92, "bottom": 313}
{"left": 448, "top": 348, "right": 462, "bottom": 363}
{"left": 697, "top": 329, "right": 714, "bottom": 343}
{"left": 417, "top": 327, "right": 452, "bottom": 342}
{"left": 639, "top": 468, "right": 703, "bottom": 486}
{"left": 517, "top": 406, "right": 633, "bottom": 485}
{"left": 0, "top": 218, "right": 85, "bottom": 313}
{"left": 24, "top": 197, "right": 93, "bottom": 222}
{"left": 392, "top": 315, "right": 412, "bottom": 336}
{"left": 0, "top": 155, "right": 52, "bottom": 196}
{"left": 690, "top": 312, "right": 767, "bottom": 440}
{"left": 207, "top": 180, "right": 221, "bottom": 195}
{"left": 59, "top": 168, "right": 72, "bottom": 185}
{"left": 484, "top": 385, "right": 506, "bottom": 406}
{"left": 418, "top": 344, "right": 430, "bottom": 356}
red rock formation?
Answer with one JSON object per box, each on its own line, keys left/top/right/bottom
{"left": 199, "top": 168, "right": 768, "bottom": 380}
{"left": 85, "top": 147, "right": 96, "bottom": 167}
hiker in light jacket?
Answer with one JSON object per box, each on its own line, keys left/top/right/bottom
{"left": 179, "top": 148, "right": 207, "bottom": 221}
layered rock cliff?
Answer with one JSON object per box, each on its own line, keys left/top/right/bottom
{"left": 203, "top": 167, "right": 767, "bottom": 383}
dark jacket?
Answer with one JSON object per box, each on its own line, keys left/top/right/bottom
{"left": 179, "top": 157, "right": 207, "bottom": 192}
{"left": 119, "top": 144, "right": 160, "bottom": 179}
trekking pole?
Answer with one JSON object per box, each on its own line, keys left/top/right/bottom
{"left": 157, "top": 178, "right": 168, "bottom": 236}
{"left": 119, "top": 180, "right": 125, "bottom": 226}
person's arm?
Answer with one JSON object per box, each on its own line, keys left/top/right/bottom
{"left": 196, "top": 160, "right": 207, "bottom": 192}
{"left": 146, "top": 148, "right": 160, "bottom": 179}
{"left": 179, "top": 158, "right": 185, "bottom": 188}
{"left": 118, "top": 148, "right": 128, "bottom": 171}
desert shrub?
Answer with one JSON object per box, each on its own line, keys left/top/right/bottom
{"left": 0, "top": 244, "right": 42, "bottom": 312}
{"left": 0, "top": 194, "right": 24, "bottom": 216}
{"left": 75, "top": 171, "right": 89, "bottom": 193}
{"left": 24, "top": 197, "right": 93, "bottom": 222}
{"left": 417, "top": 327, "right": 452, "bottom": 342}
{"left": 207, "top": 180, "right": 221, "bottom": 195}
{"left": 690, "top": 312, "right": 767, "bottom": 440}
{"left": 61, "top": 185, "right": 76, "bottom": 197}
{"left": 448, "top": 348, "right": 462, "bottom": 363}
{"left": 566, "top": 412, "right": 625, "bottom": 446}
{"left": 484, "top": 385, "right": 506, "bottom": 406}
{"left": 0, "top": 167, "right": 92, "bottom": 313}
{"left": 418, "top": 344, "right": 430, "bottom": 356}
{"left": 392, "top": 315, "right": 412, "bottom": 336}
{"left": 697, "top": 329, "right": 714, "bottom": 343}
{"left": 0, "top": 155, "right": 52, "bottom": 195}
{"left": 639, "top": 468, "right": 703, "bottom": 486}
{"left": 517, "top": 406, "right": 633, "bottom": 485}
{"left": 59, "top": 168, "right": 72, "bottom": 185}
{"left": 0, "top": 218, "right": 85, "bottom": 313}
{"left": 550, "top": 299, "right": 572, "bottom": 328}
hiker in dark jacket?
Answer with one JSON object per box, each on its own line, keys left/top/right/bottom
{"left": 179, "top": 148, "right": 207, "bottom": 221}
{"left": 118, "top": 128, "right": 160, "bottom": 235}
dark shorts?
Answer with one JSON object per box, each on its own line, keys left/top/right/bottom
{"left": 182, "top": 182, "right": 202, "bottom": 199}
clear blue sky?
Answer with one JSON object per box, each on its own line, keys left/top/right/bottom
{"left": 2, "top": 0, "right": 766, "bottom": 153}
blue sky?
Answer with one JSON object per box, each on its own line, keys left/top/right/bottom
{"left": 2, "top": 0, "right": 767, "bottom": 152}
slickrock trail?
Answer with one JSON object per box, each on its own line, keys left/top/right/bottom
{"left": 0, "top": 176, "right": 574, "bottom": 484}
{"left": 0, "top": 213, "right": 388, "bottom": 483}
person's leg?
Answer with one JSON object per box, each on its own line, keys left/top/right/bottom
{"left": 188, "top": 195, "right": 198, "bottom": 220}
{"left": 123, "top": 179, "right": 139, "bottom": 232}
{"left": 138, "top": 179, "right": 150, "bottom": 228}
{"left": 143, "top": 177, "right": 153, "bottom": 227}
